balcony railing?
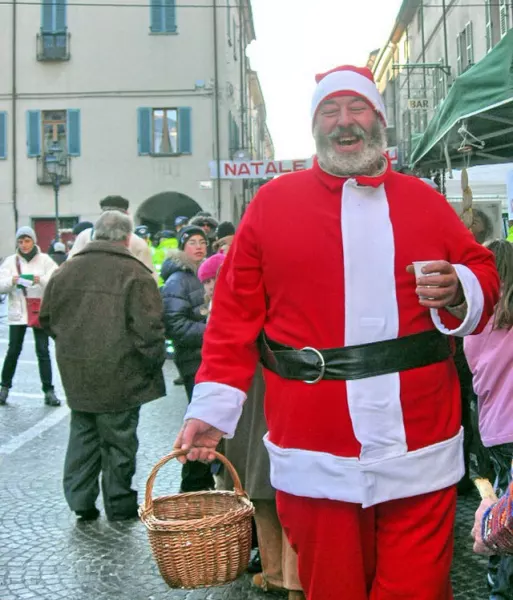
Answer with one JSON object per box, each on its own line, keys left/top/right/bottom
{"left": 37, "top": 156, "right": 72, "bottom": 186}
{"left": 37, "top": 31, "right": 70, "bottom": 61}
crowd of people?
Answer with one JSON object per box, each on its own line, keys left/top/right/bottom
{"left": 0, "top": 63, "right": 512, "bottom": 600}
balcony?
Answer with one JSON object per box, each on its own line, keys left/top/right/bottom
{"left": 37, "top": 156, "right": 72, "bottom": 186}
{"left": 37, "top": 31, "right": 70, "bottom": 61}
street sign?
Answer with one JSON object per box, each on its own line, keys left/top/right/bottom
{"left": 407, "top": 98, "right": 432, "bottom": 111}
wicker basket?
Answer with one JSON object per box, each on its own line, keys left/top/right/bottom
{"left": 139, "top": 449, "right": 255, "bottom": 589}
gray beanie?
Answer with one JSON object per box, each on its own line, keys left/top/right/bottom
{"left": 15, "top": 226, "right": 37, "bottom": 243}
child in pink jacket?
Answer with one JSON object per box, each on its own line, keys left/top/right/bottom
{"left": 464, "top": 239, "right": 513, "bottom": 597}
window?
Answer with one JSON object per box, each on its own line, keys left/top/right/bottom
{"left": 26, "top": 109, "right": 80, "bottom": 158}
{"left": 41, "top": 0, "right": 66, "bottom": 33}
{"left": 485, "top": 0, "right": 509, "bottom": 51}
{"left": 0, "top": 112, "right": 6, "bottom": 159}
{"left": 456, "top": 22, "right": 474, "bottom": 74}
{"left": 40, "top": 0, "right": 68, "bottom": 59}
{"left": 150, "top": 0, "right": 177, "bottom": 33}
{"left": 137, "top": 107, "right": 192, "bottom": 156}
{"left": 417, "top": 6, "right": 423, "bottom": 33}
{"left": 229, "top": 111, "right": 240, "bottom": 155}
{"left": 499, "top": 0, "right": 510, "bottom": 38}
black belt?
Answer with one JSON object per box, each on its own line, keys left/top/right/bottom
{"left": 258, "top": 329, "right": 452, "bottom": 384}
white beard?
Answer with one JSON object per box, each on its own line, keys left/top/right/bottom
{"left": 314, "top": 120, "right": 387, "bottom": 177}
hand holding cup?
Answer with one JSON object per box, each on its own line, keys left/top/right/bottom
{"left": 407, "top": 260, "right": 463, "bottom": 309}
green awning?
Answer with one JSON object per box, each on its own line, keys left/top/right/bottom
{"left": 410, "top": 30, "right": 513, "bottom": 169}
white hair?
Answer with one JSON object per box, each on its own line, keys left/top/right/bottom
{"left": 94, "top": 210, "right": 133, "bottom": 242}
{"left": 313, "top": 118, "right": 387, "bottom": 177}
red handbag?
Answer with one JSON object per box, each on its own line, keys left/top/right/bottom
{"left": 16, "top": 257, "right": 42, "bottom": 329}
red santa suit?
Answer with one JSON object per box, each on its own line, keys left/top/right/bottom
{"left": 184, "top": 67, "right": 500, "bottom": 599}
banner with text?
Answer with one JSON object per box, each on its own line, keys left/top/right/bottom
{"left": 209, "top": 159, "right": 313, "bottom": 179}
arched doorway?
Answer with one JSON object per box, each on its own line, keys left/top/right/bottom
{"left": 136, "top": 192, "right": 202, "bottom": 234}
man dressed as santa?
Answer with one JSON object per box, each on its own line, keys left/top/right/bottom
{"left": 174, "top": 66, "right": 499, "bottom": 599}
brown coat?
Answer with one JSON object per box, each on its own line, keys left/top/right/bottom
{"left": 40, "top": 241, "right": 166, "bottom": 413}
{"left": 221, "top": 366, "right": 274, "bottom": 499}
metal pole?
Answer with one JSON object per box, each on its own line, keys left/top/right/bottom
{"left": 12, "top": 0, "right": 18, "bottom": 230}
{"left": 442, "top": 0, "right": 449, "bottom": 77}
{"left": 420, "top": 0, "right": 428, "bottom": 130}
{"left": 406, "top": 25, "right": 412, "bottom": 162}
{"left": 212, "top": 0, "right": 222, "bottom": 219}
{"left": 54, "top": 178, "right": 60, "bottom": 242}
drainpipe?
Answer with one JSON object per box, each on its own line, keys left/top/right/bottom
{"left": 238, "top": 3, "right": 247, "bottom": 213}
{"left": 420, "top": 0, "right": 428, "bottom": 130}
{"left": 406, "top": 25, "right": 412, "bottom": 162}
{"left": 442, "top": 0, "right": 449, "bottom": 78}
{"left": 12, "top": 0, "right": 18, "bottom": 230}
{"left": 213, "top": 0, "right": 222, "bottom": 218}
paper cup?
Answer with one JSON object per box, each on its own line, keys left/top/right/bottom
{"left": 412, "top": 261, "right": 441, "bottom": 279}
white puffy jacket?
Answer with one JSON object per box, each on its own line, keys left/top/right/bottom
{"left": 0, "top": 251, "right": 58, "bottom": 326}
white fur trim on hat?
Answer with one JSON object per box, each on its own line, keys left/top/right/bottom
{"left": 311, "top": 70, "right": 388, "bottom": 126}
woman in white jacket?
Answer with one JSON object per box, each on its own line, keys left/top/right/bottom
{"left": 0, "top": 227, "right": 60, "bottom": 406}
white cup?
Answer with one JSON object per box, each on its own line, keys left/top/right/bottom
{"left": 413, "top": 261, "right": 442, "bottom": 301}
{"left": 412, "top": 261, "right": 441, "bottom": 279}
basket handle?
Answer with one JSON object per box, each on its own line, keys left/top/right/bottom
{"left": 144, "top": 449, "right": 246, "bottom": 512}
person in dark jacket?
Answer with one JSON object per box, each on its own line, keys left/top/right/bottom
{"left": 161, "top": 225, "right": 214, "bottom": 492}
{"left": 189, "top": 214, "right": 219, "bottom": 257}
{"left": 49, "top": 241, "right": 68, "bottom": 266}
{"left": 40, "top": 211, "right": 166, "bottom": 522}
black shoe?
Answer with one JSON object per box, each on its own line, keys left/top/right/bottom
{"left": 173, "top": 376, "right": 184, "bottom": 386}
{"left": 76, "top": 508, "right": 100, "bottom": 521}
{"left": 44, "top": 390, "right": 61, "bottom": 406}
{"left": 0, "top": 386, "right": 8, "bottom": 405}
{"left": 107, "top": 510, "right": 139, "bottom": 522}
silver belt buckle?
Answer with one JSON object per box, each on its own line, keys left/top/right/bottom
{"left": 301, "top": 347, "right": 326, "bottom": 385}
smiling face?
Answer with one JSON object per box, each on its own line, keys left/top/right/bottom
{"left": 313, "top": 95, "right": 387, "bottom": 177}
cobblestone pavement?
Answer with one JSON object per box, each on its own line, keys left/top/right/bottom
{"left": 0, "top": 306, "right": 490, "bottom": 599}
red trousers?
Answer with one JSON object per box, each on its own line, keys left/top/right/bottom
{"left": 276, "top": 486, "right": 456, "bottom": 600}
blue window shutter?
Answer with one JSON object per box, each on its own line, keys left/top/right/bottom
{"left": 55, "top": 0, "right": 67, "bottom": 31}
{"left": 41, "top": 0, "right": 54, "bottom": 32}
{"left": 150, "top": 0, "right": 163, "bottom": 32}
{"left": 26, "top": 110, "right": 41, "bottom": 158}
{"left": 178, "top": 107, "right": 192, "bottom": 154}
{"left": 0, "top": 112, "right": 7, "bottom": 160}
{"left": 67, "top": 109, "right": 81, "bottom": 156}
{"left": 164, "top": 0, "right": 177, "bottom": 32}
{"left": 137, "top": 108, "right": 152, "bottom": 155}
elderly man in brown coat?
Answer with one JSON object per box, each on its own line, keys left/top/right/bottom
{"left": 40, "top": 210, "right": 166, "bottom": 522}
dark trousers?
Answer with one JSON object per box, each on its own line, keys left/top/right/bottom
{"left": 1, "top": 325, "right": 53, "bottom": 392}
{"left": 63, "top": 408, "right": 140, "bottom": 520}
{"left": 488, "top": 444, "right": 513, "bottom": 599}
{"left": 180, "top": 374, "right": 215, "bottom": 493}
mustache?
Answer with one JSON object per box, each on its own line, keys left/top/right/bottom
{"left": 327, "top": 125, "right": 367, "bottom": 141}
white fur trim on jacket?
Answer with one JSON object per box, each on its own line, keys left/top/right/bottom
{"left": 264, "top": 428, "right": 464, "bottom": 509}
{"left": 431, "top": 264, "right": 484, "bottom": 337}
{"left": 0, "top": 252, "right": 58, "bottom": 326}
{"left": 185, "top": 381, "right": 246, "bottom": 438}
{"left": 311, "top": 70, "right": 388, "bottom": 126}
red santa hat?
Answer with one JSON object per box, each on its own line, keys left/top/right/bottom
{"left": 311, "top": 65, "right": 388, "bottom": 127}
